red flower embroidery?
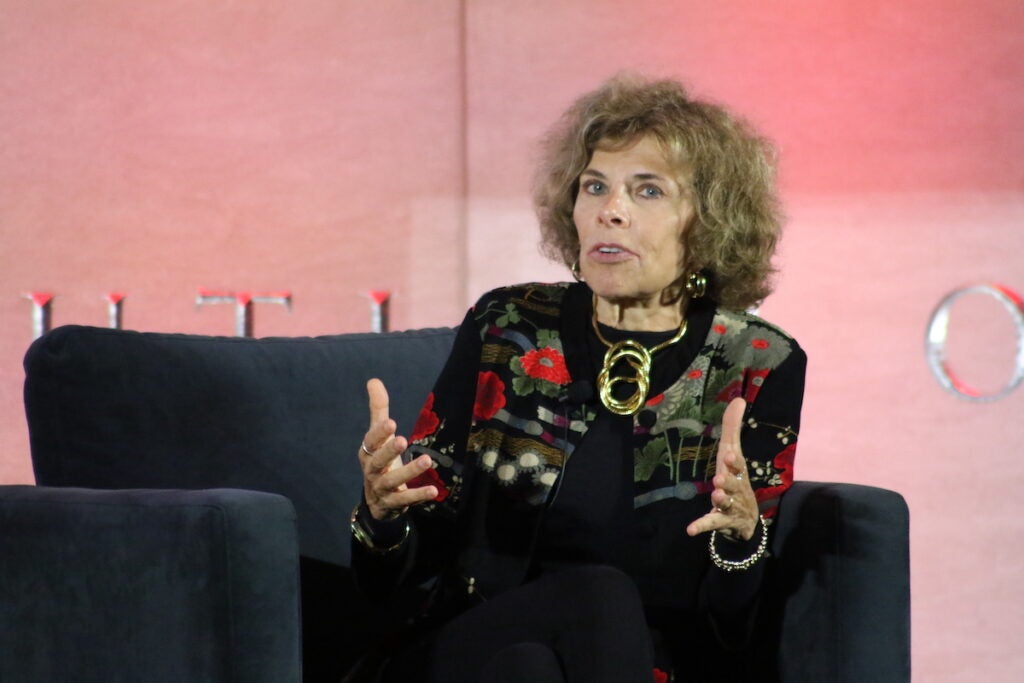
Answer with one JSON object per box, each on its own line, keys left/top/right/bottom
{"left": 774, "top": 442, "right": 796, "bottom": 484}
{"left": 645, "top": 393, "right": 665, "bottom": 407}
{"left": 652, "top": 668, "right": 669, "bottom": 683}
{"left": 687, "top": 369, "right": 703, "bottom": 379}
{"left": 751, "top": 338, "right": 770, "bottom": 349}
{"left": 743, "top": 368, "right": 771, "bottom": 403}
{"left": 754, "top": 442, "right": 797, "bottom": 518}
{"left": 520, "top": 347, "right": 571, "bottom": 385}
{"left": 713, "top": 323, "right": 727, "bottom": 335}
{"left": 717, "top": 370, "right": 770, "bottom": 404}
{"left": 474, "top": 371, "right": 506, "bottom": 421}
{"left": 407, "top": 466, "right": 450, "bottom": 502}
{"left": 410, "top": 392, "right": 440, "bottom": 442}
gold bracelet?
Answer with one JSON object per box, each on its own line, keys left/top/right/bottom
{"left": 350, "top": 503, "right": 410, "bottom": 554}
{"left": 708, "top": 515, "right": 768, "bottom": 572}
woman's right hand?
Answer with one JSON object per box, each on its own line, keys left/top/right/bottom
{"left": 359, "top": 378, "right": 439, "bottom": 521}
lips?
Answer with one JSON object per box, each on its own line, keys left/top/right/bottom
{"left": 588, "top": 243, "right": 636, "bottom": 263}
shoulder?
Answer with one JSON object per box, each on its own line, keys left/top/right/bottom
{"left": 712, "top": 308, "right": 799, "bottom": 343}
{"left": 710, "top": 308, "right": 806, "bottom": 369}
{"left": 470, "top": 282, "right": 577, "bottom": 328}
{"left": 472, "top": 282, "right": 574, "bottom": 310}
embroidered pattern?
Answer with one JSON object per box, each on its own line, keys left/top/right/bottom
{"left": 631, "top": 312, "right": 796, "bottom": 512}
{"left": 409, "top": 283, "right": 800, "bottom": 519}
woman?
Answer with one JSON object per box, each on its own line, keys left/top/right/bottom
{"left": 351, "top": 75, "right": 806, "bottom": 682}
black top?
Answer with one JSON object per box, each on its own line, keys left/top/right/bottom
{"left": 535, "top": 299, "right": 717, "bottom": 574}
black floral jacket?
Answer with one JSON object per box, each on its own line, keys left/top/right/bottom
{"left": 354, "top": 282, "right": 806, "bottom": 629}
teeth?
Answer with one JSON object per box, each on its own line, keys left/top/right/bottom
{"left": 598, "top": 247, "right": 622, "bottom": 254}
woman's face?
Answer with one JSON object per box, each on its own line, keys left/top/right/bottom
{"left": 573, "top": 134, "right": 694, "bottom": 311}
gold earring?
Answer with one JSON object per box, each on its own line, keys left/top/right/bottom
{"left": 685, "top": 272, "right": 707, "bottom": 299}
{"left": 571, "top": 261, "right": 585, "bottom": 282}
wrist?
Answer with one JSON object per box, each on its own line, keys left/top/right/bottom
{"left": 351, "top": 501, "right": 409, "bottom": 553}
{"left": 709, "top": 515, "right": 768, "bottom": 572}
{"left": 366, "top": 498, "right": 404, "bottom": 523}
{"left": 716, "top": 514, "right": 759, "bottom": 543}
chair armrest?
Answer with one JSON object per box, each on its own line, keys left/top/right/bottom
{"left": 762, "top": 481, "right": 911, "bottom": 683}
{"left": 0, "top": 486, "right": 302, "bottom": 683}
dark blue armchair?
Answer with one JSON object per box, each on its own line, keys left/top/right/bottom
{"left": 2, "top": 324, "right": 910, "bottom": 682}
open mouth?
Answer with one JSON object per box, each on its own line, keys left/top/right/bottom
{"left": 590, "top": 244, "right": 634, "bottom": 262}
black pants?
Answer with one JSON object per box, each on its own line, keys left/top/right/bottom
{"left": 382, "top": 565, "right": 655, "bottom": 683}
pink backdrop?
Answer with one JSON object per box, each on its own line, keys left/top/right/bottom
{"left": 2, "top": 2, "right": 1022, "bottom": 681}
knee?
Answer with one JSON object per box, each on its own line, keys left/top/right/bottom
{"left": 478, "top": 642, "right": 564, "bottom": 683}
{"left": 552, "top": 565, "right": 645, "bottom": 621}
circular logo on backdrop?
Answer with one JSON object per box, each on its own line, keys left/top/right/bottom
{"left": 925, "top": 283, "right": 1024, "bottom": 402}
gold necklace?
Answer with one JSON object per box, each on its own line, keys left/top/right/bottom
{"left": 592, "top": 301, "right": 688, "bottom": 416}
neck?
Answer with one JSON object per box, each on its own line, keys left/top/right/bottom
{"left": 593, "top": 294, "right": 686, "bottom": 332}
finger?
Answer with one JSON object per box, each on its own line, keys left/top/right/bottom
{"left": 688, "top": 498, "right": 757, "bottom": 538}
{"left": 714, "top": 483, "right": 761, "bottom": 532}
{"left": 713, "top": 461, "right": 751, "bottom": 494}
{"left": 368, "top": 480, "right": 439, "bottom": 519}
{"left": 361, "top": 379, "right": 397, "bottom": 464}
{"left": 364, "top": 435, "right": 407, "bottom": 476}
{"left": 719, "top": 397, "right": 745, "bottom": 452}
{"left": 359, "top": 424, "right": 396, "bottom": 479}
{"left": 373, "top": 453, "right": 433, "bottom": 491}
{"left": 369, "top": 484, "right": 439, "bottom": 519}
{"left": 366, "top": 378, "right": 391, "bottom": 430}
{"left": 711, "top": 488, "right": 734, "bottom": 510}
{"left": 368, "top": 455, "right": 440, "bottom": 518}
{"left": 687, "top": 509, "right": 726, "bottom": 537}
{"left": 378, "top": 485, "right": 440, "bottom": 510}
{"left": 722, "top": 450, "right": 748, "bottom": 479}
{"left": 715, "top": 398, "right": 746, "bottom": 476}
{"left": 360, "top": 417, "right": 397, "bottom": 459}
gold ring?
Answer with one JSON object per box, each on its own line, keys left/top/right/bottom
{"left": 360, "top": 442, "right": 373, "bottom": 456}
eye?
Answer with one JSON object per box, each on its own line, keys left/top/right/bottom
{"left": 637, "top": 184, "right": 664, "bottom": 199}
{"left": 581, "top": 179, "right": 606, "bottom": 195}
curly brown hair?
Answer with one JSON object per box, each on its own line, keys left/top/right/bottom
{"left": 532, "top": 75, "right": 782, "bottom": 310}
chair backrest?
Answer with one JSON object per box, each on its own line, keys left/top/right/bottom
{"left": 24, "top": 324, "right": 456, "bottom": 567}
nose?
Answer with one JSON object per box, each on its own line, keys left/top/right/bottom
{"left": 598, "top": 187, "right": 629, "bottom": 228}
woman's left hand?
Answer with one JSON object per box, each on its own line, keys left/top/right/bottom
{"left": 686, "top": 397, "right": 760, "bottom": 541}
